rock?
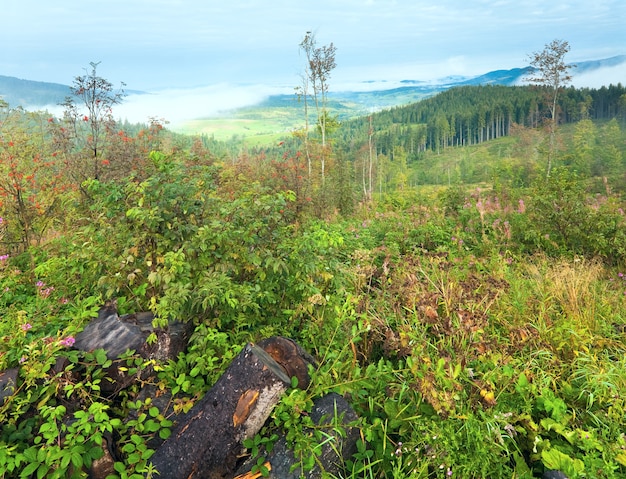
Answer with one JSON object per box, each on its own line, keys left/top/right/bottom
{"left": 87, "top": 432, "right": 116, "bottom": 479}
{"left": 74, "top": 302, "right": 192, "bottom": 395}
{"left": 235, "top": 393, "right": 361, "bottom": 479}
{"left": 544, "top": 471, "right": 569, "bottom": 479}
{"left": 0, "top": 367, "right": 18, "bottom": 405}
{"left": 74, "top": 302, "right": 145, "bottom": 359}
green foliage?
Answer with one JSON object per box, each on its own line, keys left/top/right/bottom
{"left": 518, "top": 168, "right": 626, "bottom": 261}
{"left": 2, "top": 86, "right": 626, "bottom": 479}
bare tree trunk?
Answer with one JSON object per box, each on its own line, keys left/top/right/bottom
{"left": 368, "top": 116, "right": 374, "bottom": 201}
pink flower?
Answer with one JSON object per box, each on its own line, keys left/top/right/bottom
{"left": 21, "top": 323, "right": 32, "bottom": 331}
{"left": 39, "top": 287, "right": 54, "bottom": 298}
{"left": 60, "top": 336, "right": 75, "bottom": 347}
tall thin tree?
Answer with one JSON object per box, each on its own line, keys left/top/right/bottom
{"left": 298, "top": 32, "right": 337, "bottom": 183}
{"left": 526, "top": 39, "right": 575, "bottom": 176}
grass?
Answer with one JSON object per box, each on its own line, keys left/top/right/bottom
{"left": 171, "top": 97, "right": 370, "bottom": 145}
{"left": 173, "top": 101, "right": 305, "bottom": 143}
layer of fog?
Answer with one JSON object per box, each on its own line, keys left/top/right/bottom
{"left": 39, "top": 62, "right": 625, "bottom": 127}
{"left": 570, "top": 62, "right": 626, "bottom": 89}
{"left": 115, "top": 83, "right": 290, "bottom": 126}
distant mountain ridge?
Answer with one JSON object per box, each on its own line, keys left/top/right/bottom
{"left": 1, "top": 55, "right": 624, "bottom": 113}
{"left": 0, "top": 76, "right": 71, "bottom": 108}
{"left": 0, "top": 76, "right": 144, "bottom": 109}
{"left": 259, "top": 55, "right": 626, "bottom": 114}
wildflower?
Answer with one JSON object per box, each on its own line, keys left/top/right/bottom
{"left": 21, "top": 323, "right": 32, "bottom": 331}
{"left": 19, "top": 356, "right": 26, "bottom": 364}
{"left": 59, "top": 336, "right": 75, "bottom": 347}
{"left": 447, "top": 467, "right": 453, "bottom": 476}
{"left": 393, "top": 441, "right": 403, "bottom": 457}
{"left": 36, "top": 280, "right": 44, "bottom": 288}
{"left": 39, "top": 287, "right": 54, "bottom": 298}
{"left": 0, "top": 254, "right": 8, "bottom": 261}
{"left": 0, "top": 217, "right": 3, "bottom": 224}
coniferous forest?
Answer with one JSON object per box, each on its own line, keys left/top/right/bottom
{"left": 1, "top": 52, "right": 626, "bottom": 478}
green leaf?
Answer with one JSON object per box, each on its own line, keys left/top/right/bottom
{"left": 21, "top": 461, "right": 40, "bottom": 477}
{"left": 61, "top": 452, "right": 71, "bottom": 469}
{"left": 95, "top": 349, "right": 108, "bottom": 365}
{"left": 71, "top": 450, "right": 84, "bottom": 469}
{"left": 541, "top": 448, "right": 584, "bottom": 475}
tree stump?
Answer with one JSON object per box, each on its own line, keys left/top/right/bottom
{"left": 148, "top": 341, "right": 301, "bottom": 479}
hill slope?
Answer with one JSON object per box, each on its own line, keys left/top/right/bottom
{"left": 0, "top": 75, "right": 71, "bottom": 108}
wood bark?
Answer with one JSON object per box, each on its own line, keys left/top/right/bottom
{"left": 147, "top": 342, "right": 299, "bottom": 479}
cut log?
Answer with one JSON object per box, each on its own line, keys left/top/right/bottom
{"left": 147, "top": 342, "right": 296, "bottom": 479}
{"left": 235, "top": 393, "right": 361, "bottom": 479}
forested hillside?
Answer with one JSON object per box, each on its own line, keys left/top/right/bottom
{"left": 337, "top": 84, "right": 626, "bottom": 157}
{"left": 1, "top": 63, "right": 626, "bottom": 478}
{"left": 0, "top": 76, "right": 71, "bottom": 108}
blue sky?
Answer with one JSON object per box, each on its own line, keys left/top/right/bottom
{"left": 2, "top": 0, "right": 625, "bottom": 123}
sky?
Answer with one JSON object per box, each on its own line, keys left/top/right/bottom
{"left": 1, "top": 0, "right": 625, "bottom": 124}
